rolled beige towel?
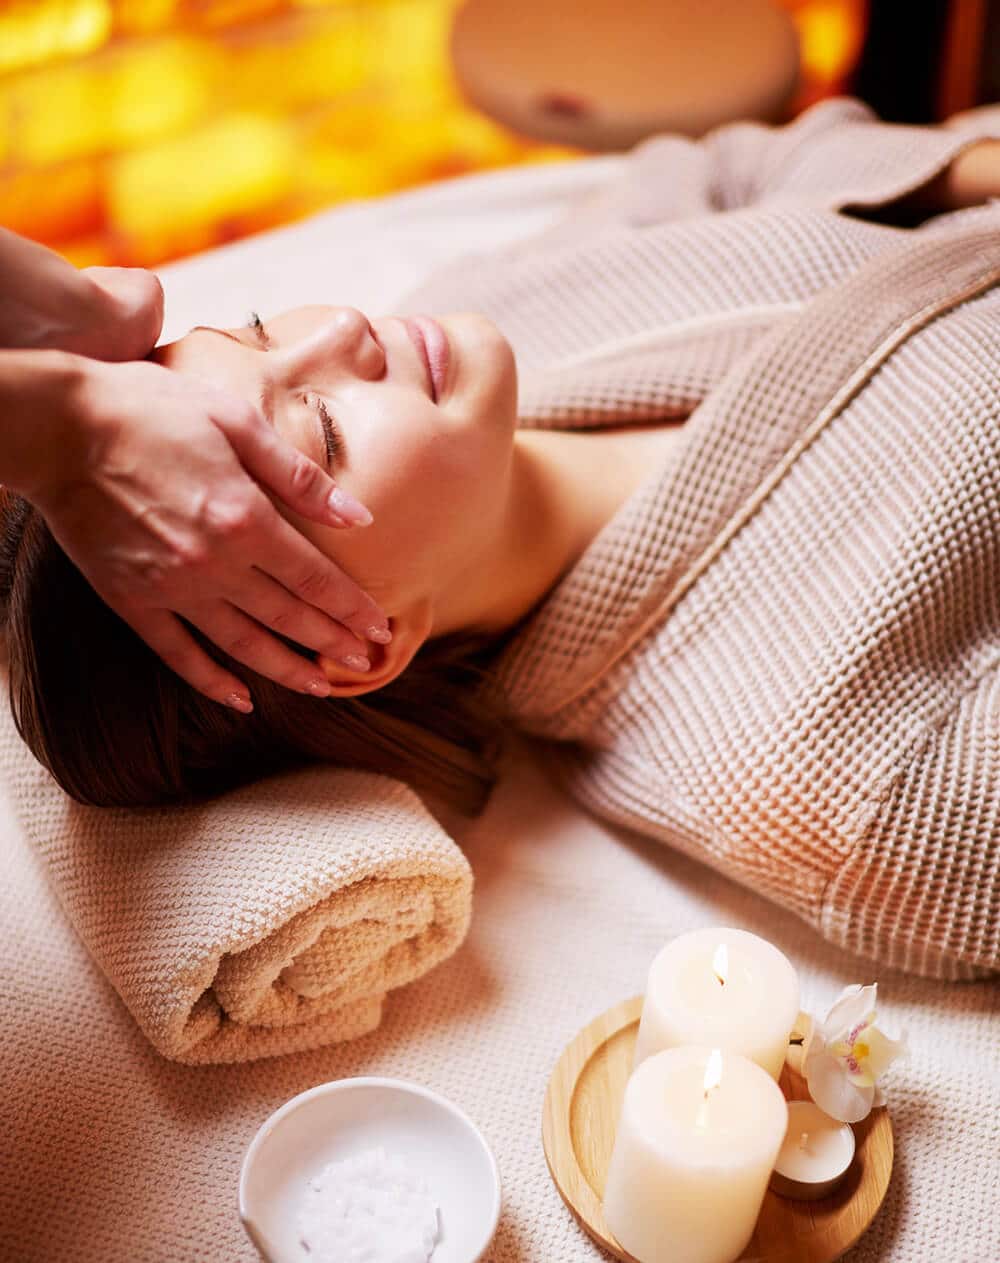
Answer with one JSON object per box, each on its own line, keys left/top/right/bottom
{"left": 0, "top": 691, "right": 472, "bottom": 1064}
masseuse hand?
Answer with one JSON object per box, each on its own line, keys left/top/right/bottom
{"left": 0, "top": 228, "right": 165, "bottom": 363}
{"left": 23, "top": 353, "right": 389, "bottom": 711}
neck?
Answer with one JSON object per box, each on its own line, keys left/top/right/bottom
{"left": 430, "top": 427, "right": 661, "bottom": 639}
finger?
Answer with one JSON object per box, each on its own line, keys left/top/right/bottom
{"left": 220, "top": 407, "right": 374, "bottom": 528}
{"left": 123, "top": 608, "right": 255, "bottom": 712}
{"left": 221, "top": 566, "right": 376, "bottom": 663}
{"left": 182, "top": 600, "right": 336, "bottom": 697}
{"left": 81, "top": 266, "right": 164, "bottom": 358}
{"left": 250, "top": 510, "right": 392, "bottom": 645}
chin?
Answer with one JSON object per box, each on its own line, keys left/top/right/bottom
{"left": 443, "top": 311, "right": 514, "bottom": 367}
{"left": 440, "top": 311, "right": 518, "bottom": 431}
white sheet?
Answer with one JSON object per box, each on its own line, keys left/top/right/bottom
{"left": 2, "top": 160, "right": 997, "bottom": 1263}
{"left": 158, "top": 156, "right": 621, "bottom": 339}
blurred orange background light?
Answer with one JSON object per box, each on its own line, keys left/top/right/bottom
{"left": 0, "top": 0, "right": 867, "bottom": 268}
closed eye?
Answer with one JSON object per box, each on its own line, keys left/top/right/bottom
{"left": 245, "top": 313, "right": 343, "bottom": 469}
{"left": 246, "top": 310, "right": 270, "bottom": 348}
{"left": 309, "top": 394, "right": 345, "bottom": 467}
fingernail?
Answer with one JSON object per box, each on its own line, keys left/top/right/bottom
{"left": 366, "top": 624, "right": 392, "bottom": 645}
{"left": 328, "top": 512, "right": 350, "bottom": 529}
{"left": 329, "top": 487, "right": 373, "bottom": 527}
{"left": 305, "top": 678, "right": 331, "bottom": 697}
{"left": 225, "top": 692, "right": 253, "bottom": 713}
{"left": 340, "top": 654, "right": 371, "bottom": 672}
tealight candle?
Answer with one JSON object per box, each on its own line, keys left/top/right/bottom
{"left": 633, "top": 927, "right": 800, "bottom": 1079}
{"left": 603, "top": 1046, "right": 787, "bottom": 1263}
{"left": 769, "top": 1101, "right": 855, "bottom": 1200}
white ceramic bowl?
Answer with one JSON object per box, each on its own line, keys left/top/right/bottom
{"left": 239, "top": 1077, "right": 502, "bottom": 1263}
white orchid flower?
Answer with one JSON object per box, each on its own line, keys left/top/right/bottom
{"left": 800, "top": 983, "right": 906, "bottom": 1123}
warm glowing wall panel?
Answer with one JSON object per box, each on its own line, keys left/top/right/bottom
{"left": 0, "top": 0, "right": 865, "bottom": 267}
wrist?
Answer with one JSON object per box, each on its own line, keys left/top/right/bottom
{"left": 943, "top": 138, "right": 1000, "bottom": 208}
{"left": 0, "top": 236, "right": 105, "bottom": 353}
{"left": 27, "top": 272, "right": 129, "bottom": 359}
{"left": 907, "top": 138, "right": 1000, "bottom": 213}
{"left": 0, "top": 349, "right": 102, "bottom": 504}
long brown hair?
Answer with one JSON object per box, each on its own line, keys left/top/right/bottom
{"left": 0, "top": 489, "right": 506, "bottom": 813}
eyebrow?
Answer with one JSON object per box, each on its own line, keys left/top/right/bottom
{"left": 188, "top": 324, "right": 275, "bottom": 426}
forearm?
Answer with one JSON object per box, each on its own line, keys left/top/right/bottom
{"left": 0, "top": 229, "right": 109, "bottom": 352}
{"left": 900, "top": 138, "right": 1000, "bottom": 211}
{"left": 0, "top": 348, "right": 93, "bottom": 500}
{"left": 705, "top": 100, "right": 1000, "bottom": 217}
{"left": 0, "top": 228, "right": 164, "bottom": 360}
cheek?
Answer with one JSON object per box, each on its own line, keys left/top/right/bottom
{"left": 350, "top": 398, "right": 491, "bottom": 520}
{"left": 371, "top": 433, "right": 479, "bottom": 551}
{"left": 365, "top": 348, "right": 517, "bottom": 549}
{"left": 292, "top": 516, "right": 400, "bottom": 601}
{"left": 312, "top": 435, "right": 494, "bottom": 598}
{"left": 288, "top": 427, "right": 448, "bottom": 593}
{"left": 297, "top": 350, "right": 517, "bottom": 598}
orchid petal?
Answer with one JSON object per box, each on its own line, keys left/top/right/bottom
{"left": 845, "top": 1063, "right": 876, "bottom": 1088}
{"left": 823, "top": 983, "right": 877, "bottom": 1041}
{"left": 805, "top": 1049, "right": 876, "bottom": 1122}
{"left": 864, "top": 1026, "right": 907, "bottom": 1079}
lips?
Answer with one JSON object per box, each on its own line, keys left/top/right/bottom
{"left": 413, "top": 316, "right": 450, "bottom": 402}
{"left": 400, "top": 317, "right": 433, "bottom": 400}
{"left": 401, "top": 316, "right": 449, "bottom": 402}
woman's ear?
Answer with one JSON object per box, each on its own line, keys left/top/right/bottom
{"left": 316, "top": 598, "right": 434, "bottom": 696}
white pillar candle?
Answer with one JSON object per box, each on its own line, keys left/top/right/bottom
{"left": 603, "top": 1046, "right": 787, "bottom": 1263}
{"left": 633, "top": 927, "right": 799, "bottom": 1079}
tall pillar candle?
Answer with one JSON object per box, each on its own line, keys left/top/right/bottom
{"left": 603, "top": 1046, "right": 787, "bottom": 1263}
{"left": 633, "top": 927, "right": 799, "bottom": 1079}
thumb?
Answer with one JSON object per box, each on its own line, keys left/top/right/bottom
{"left": 82, "top": 266, "right": 165, "bottom": 359}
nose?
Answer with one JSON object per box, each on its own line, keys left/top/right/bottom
{"left": 279, "top": 307, "right": 384, "bottom": 381}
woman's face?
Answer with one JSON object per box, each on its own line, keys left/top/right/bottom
{"left": 155, "top": 305, "right": 518, "bottom": 620}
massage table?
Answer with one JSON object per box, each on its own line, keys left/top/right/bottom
{"left": 1, "top": 155, "right": 997, "bottom": 1262}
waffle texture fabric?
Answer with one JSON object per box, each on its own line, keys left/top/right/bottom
{"left": 1, "top": 99, "right": 997, "bottom": 1078}
{"left": 400, "top": 98, "right": 1000, "bottom": 982}
{"left": 2, "top": 739, "right": 998, "bottom": 1263}
{"left": 1, "top": 108, "right": 999, "bottom": 1263}
{"left": 0, "top": 689, "right": 472, "bottom": 1063}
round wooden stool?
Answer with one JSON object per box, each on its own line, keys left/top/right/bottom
{"left": 450, "top": 0, "right": 801, "bottom": 151}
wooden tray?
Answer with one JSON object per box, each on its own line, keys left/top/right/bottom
{"left": 542, "top": 997, "right": 894, "bottom": 1263}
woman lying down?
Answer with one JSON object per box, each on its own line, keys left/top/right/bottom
{"left": 3, "top": 99, "right": 999, "bottom": 982}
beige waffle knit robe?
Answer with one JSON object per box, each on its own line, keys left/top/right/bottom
{"left": 399, "top": 98, "right": 1000, "bottom": 980}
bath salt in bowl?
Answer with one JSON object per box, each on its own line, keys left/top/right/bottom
{"left": 298, "top": 1147, "right": 440, "bottom": 1262}
{"left": 239, "top": 1078, "right": 502, "bottom": 1263}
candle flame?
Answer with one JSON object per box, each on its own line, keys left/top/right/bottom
{"left": 703, "top": 1048, "right": 723, "bottom": 1096}
{"left": 712, "top": 943, "right": 729, "bottom": 986}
